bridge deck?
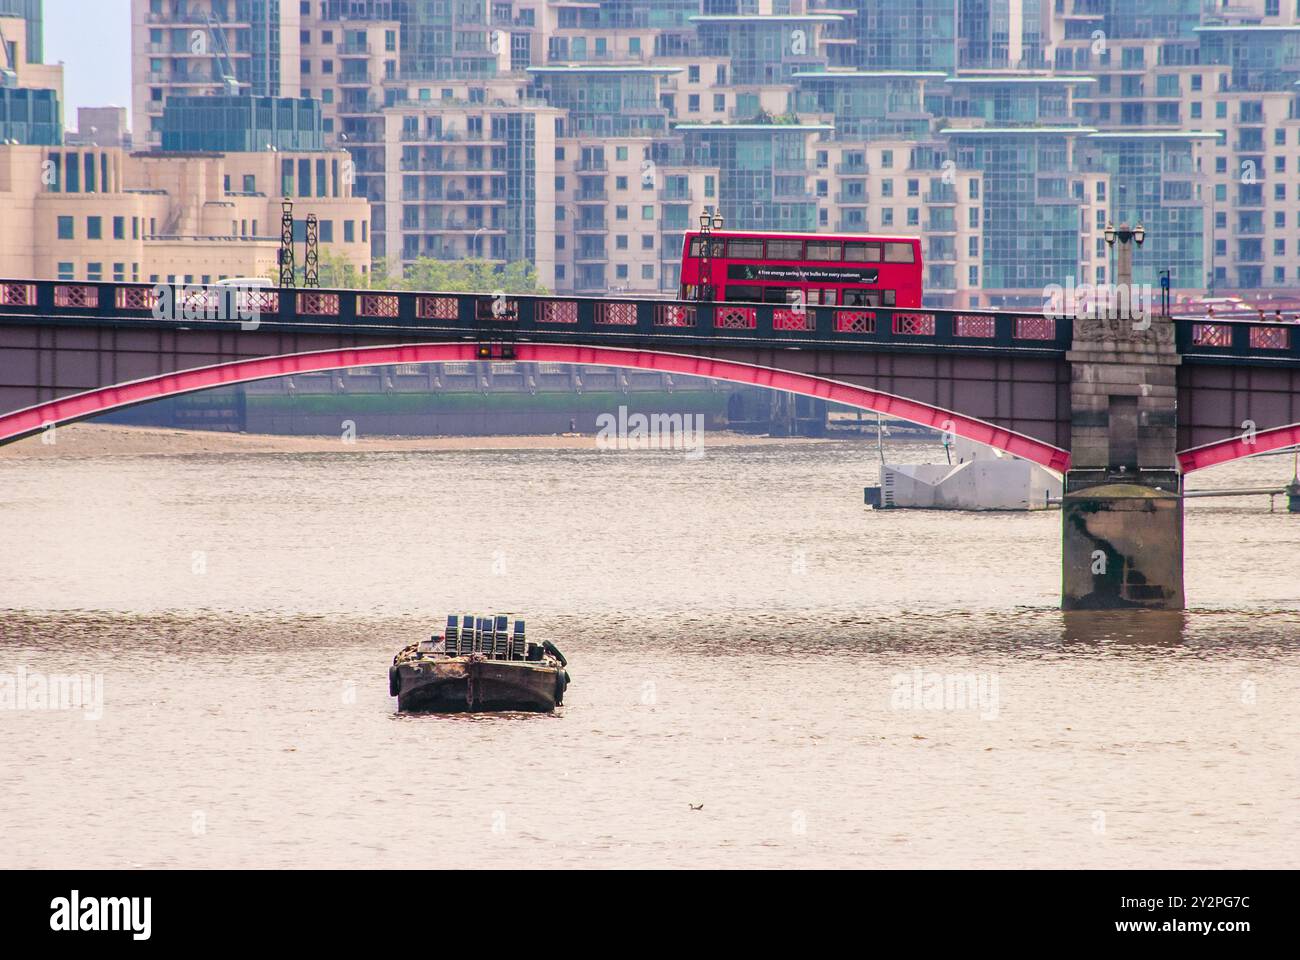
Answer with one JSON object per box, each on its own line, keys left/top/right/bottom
{"left": 1, "top": 279, "right": 1296, "bottom": 365}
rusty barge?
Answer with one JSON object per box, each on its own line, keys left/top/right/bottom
{"left": 390, "top": 615, "right": 570, "bottom": 713}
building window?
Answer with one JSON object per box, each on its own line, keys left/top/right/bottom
{"left": 641, "top": 205, "right": 654, "bottom": 220}
{"left": 87, "top": 262, "right": 102, "bottom": 281}
{"left": 113, "top": 217, "right": 125, "bottom": 240}
{"left": 113, "top": 263, "right": 125, "bottom": 281}
{"left": 345, "top": 221, "right": 355, "bottom": 243}
{"left": 642, "top": 264, "right": 654, "bottom": 280}
{"left": 86, "top": 217, "right": 102, "bottom": 240}
{"left": 320, "top": 220, "right": 334, "bottom": 243}
{"left": 57, "top": 216, "right": 74, "bottom": 240}
{"left": 57, "top": 262, "right": 74, "bottom": 280}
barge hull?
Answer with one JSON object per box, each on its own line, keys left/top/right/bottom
{"left": 396, "top": 658, "right": 562, "bottom": 713}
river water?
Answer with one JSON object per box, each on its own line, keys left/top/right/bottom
{"left": 1, "top": 436, "right": 1297, "bottom": 868}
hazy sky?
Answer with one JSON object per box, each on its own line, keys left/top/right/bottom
{"left": 44, "top": 0, "right": 133, "bottom": 132}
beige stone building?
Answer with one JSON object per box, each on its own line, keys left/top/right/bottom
{"left": 1, "top": 5, "right": 368, "bottom": 285}
{"left": 0, "top": 144, "right": 370, "bottom": 283}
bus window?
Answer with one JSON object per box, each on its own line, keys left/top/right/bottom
{"left": 823, "top": 289, "right": 836, "bottom": 306}
{"left": 727, "top": 285, "right": 763, "bottom": 302}
{"left": 844, "top": 241, "right": 881, "bottom": 262}
{"left": 884, "top": 242, "right": 915, "bottom": 263}
{"left": 806, "top": 240, "right": 840, "bottom": 261}
{"left": 766, "top": 239, "right": 803, "bottom": 260}
{"left": 806, "top": 289, "right": 820, "bottom": 305}
{"left": 689, "top": 237, "right": 724, "bottom": 257}
{"left": 843, "top": 289, "right": 879, "bottom": 307}
{"left": 727, "top": 238, "right": 763, "bottom": 259}
{"left": 883, "top": 290, "right": 897, "bottom": 306}
{"left": 764, "top": 286, "right": 794, "bottom": 304}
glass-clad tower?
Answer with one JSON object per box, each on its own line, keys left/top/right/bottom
{"left": 0, "top": 0, "right": 41, "bottom": 63}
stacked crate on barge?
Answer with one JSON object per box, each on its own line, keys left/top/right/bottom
{"left": 438, "top": 615, "right": 538, "bottom": 661}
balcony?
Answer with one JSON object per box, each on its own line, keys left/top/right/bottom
{"left": 924, "top": 187, "right": 958, "bottom": 204}
{"left": 340, "top": 42, "right": 373, "bottom": 57}
{"left": 835, "top": 191, "right": 869, "bottom": 205}
{"left": 442, "top": 191, "right": 506, "bottom": 203}
{"left": 835, "top": 162, "right": 869, "bottom": 175}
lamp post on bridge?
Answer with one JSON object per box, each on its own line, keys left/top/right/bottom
{"left": 1103, "top": 220, "right": 1145, "bottom": 291}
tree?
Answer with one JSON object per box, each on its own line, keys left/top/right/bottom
{"left": 396, "top": 256, "right": 547, "bottom": 294}
{"left": 314, "top": 248, "right": 374, "bottom": 289}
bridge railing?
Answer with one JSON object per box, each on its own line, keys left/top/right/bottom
{"left": 2, "top": 277, "right": 1295, "bottom": 361}
{"left": 0, "top": 278, "right": 1078, "bottom": 355}
{"left": 1174, "top": 314, "right": 1300, "bottom": 362}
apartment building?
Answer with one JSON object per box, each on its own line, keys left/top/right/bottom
{"left": 133, "top": 0, "right": 302, "bottom": 149}
{"left": 128, "top": 0, "right": 1300, "bottom": 303}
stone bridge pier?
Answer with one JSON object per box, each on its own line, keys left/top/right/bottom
{"left": 1062, "top": 304, "right": 1185, "bottom": 610}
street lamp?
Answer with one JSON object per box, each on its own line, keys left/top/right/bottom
{"left": 1103, "top": 219, "right": 1145, "bottom": 288}
{"left": 696, "top": 208, "right": 724, "bottom": 302}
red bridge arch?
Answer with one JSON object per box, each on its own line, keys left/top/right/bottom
{"left": 1178, "top": 423, "right": 1300, "bottom": 474}
{"left": 0, "top": 342, "right": 1073, "bottom": 470}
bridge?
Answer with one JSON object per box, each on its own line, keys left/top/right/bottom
{"left": 2, "top": 277, "right": 1299, "bottom": 610}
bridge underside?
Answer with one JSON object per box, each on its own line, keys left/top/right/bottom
{"left": 0, "top": 321, "right": 1072, "bottom": 464}
{"left": 4, "top": 320, "right": 1300, "bottom": 472}
{"left": 1178, "top": 362, "right": 1300, "bottom": 466}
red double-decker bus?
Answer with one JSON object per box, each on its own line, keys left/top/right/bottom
{"left": 677, "top": 230, "right": 923, "bottom": 308}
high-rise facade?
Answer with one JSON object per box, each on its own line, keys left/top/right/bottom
{"left": 132, "top": 0, "right": 302, "bottom": 149}
{"left": 0, "top": 0, "right": 41, "bottom": 62}
{"left": 124, "top": 1, "right": 1300, "bottom": 303}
